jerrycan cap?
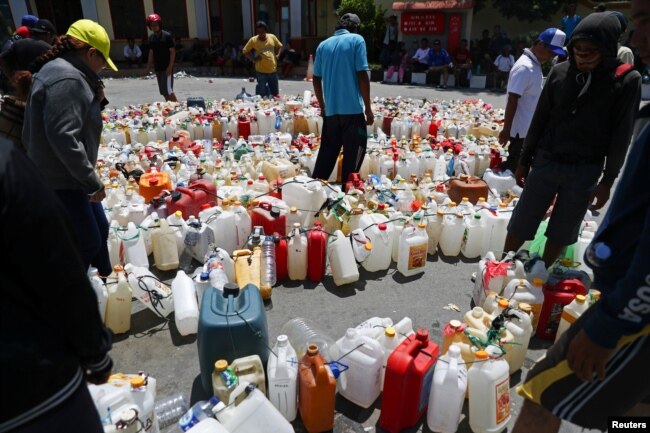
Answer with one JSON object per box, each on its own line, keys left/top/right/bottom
{"left": 461, "top": 197, "right": 469, "bottom": 202}
{"left": 532, "top": 278, "right": 544, "bottom": 287}
{"left": 498, "top": 299, "right": 510, "bottom": 309}
{"left": 418, "top": 222, "right": 426, "bottom": 229}
{"left": 149, "top": 178, "right": 158, "bottom": 186}
{"left": 415, "top": 328, "right": 429, "bottom": 342}
{"left": 221, "top": 199, "right": 230, "bottom": 206}
{"left": 276, "top": 335, "right": 289, "bottom": 346}
{"left": 475, "top": 350, "right": 489, "bottom": 360}
{"left": 222, "top": 282, "right": 240, "bottom": 298}
{"left": 474, "top": 213, "right": 481, "bottom": 219}
{"left": 364, "top": 242, "right": 373, "bottom": 251}
{"left": 234, "top": 201, "right": 242, "bottom": 206}
{"left": 175, "top": 210, "right": 183, "bottom": 218}
{"left": 455, "top": 213, "right": 463, "bottom": 219}
{"left": 306, "top": 344, "right": 319, "bottom": 356}
{"left": 478, "top": 197, "right": 486, "bottom": 203}
{"left": 435, "top": 184, "right": 446, "bottom": 192}
{"left": 214, "top": 359, "right": 228, "bottom": 372}
{"left": 270, "top": 206, "right": 281, "bottom": 218}
{"left": 290, "top": 207, "right": 298, "bottom": 213}
{"left": 378, "top": 223, "right": 387, "bottom": 231}
{"left": 448, "top": 201, "right": 457, "bottom": 207}
{"left": 575, "top": 294, "right": 587, "bottom": 303}
{"left": 130, "top": 376, "right": 145, "bottom": 388}
{"left": 385, "top": 327, "right": 396, "bottom": 337}
{"left": 518, "top": 302, "right": 532, "bottom": 313}
{"left": 199, "top": 271, "right": 209, "bottom": 281}
{"left": 113, "top": 264, "right": 123, "bottom": 273}
{"left": 449, "top": 319, "right": 463, "bottom": 329}
{"left": 436, "top": 209, "right": 444, "bottom": 216}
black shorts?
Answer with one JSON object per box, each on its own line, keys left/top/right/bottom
{"left": 155, "top": 71, "right": 174, "bottom": 96}
{"left": 518, "top": 305, "right": 650, "bottom": 430}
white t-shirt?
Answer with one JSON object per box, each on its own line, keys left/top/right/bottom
{"left": 506, "top": 48, "right": 543, "bottom": 138}
{"left": 412, "top": 47, "right": 430, "bottom": 65}
{"left": 494, "top": 54, "right": 515, "bottom": 72}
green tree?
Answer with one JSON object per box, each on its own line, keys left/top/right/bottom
{"left": 336, "top": 0, "right": 387, "bottom": 63}
{"left": 490, "top": 0, "right": 563, "bottom": 22}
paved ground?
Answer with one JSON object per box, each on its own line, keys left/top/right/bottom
{"left": 102, "top": 74, "right": 602, "bottom": 433}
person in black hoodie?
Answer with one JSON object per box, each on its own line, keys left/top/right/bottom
{"left": 503, "top": 12, "right": 641, "bottom": 268}
{"left": 0, "top": 138, "right": 112, "bottom": 432}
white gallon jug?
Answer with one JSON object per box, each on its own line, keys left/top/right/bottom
{"left": 171, "top": 270, "right": 199, "bottom": 336}
{"left": 89, "top": 267, "right": 107, "bottom": 322}
{"left": 151, "top": 219, "right": 180, "bottom": 271}
{"left": 327, "top": 230, "right": 359, "bottom": 286}
{"left": 504, "top": 307, "right": 533, "bottom": 374}
{"left": 333, "top": 328, "right": 383, "bottom": 409}
{"left": 426, "top": 210, "right": 445, "bottom": 255}
{"left": 186, "top": 216, "right": 215, "bottom": 262}
{"left": 167, "top": 211, "right": 188, "bottom": 256}
{"left": 282, "top": 175, "right": 327, "bottom": 227}
{"left": 288, "top": 223, "right": 308, "bottom": 280}
{"left": 397, "top": 223, "right": 429, "bottom": 277}
{"left": 427, "top": 344, "right": 468, "bottom": 433}
{"left": 233, "top": 201, "right": 252, "bottom": 252}
{"left": 105, "top": 266, "right": 132, "bottom": 334}
{"left": 377, "top": 327, "right": 401, "bottom": 390}
{"left": 210, "top": 200, "right": 238, "bottom": 254}
{"left": 461, "top": 213, "right": 484, "bottom": 259}
{"left": 439, "top": 213, "right": 465, "bottom": 257}
{"left": 125, "top": 263, "right": 174, "bottom": 317}
{"left": 482, "top": 169, "right": 515, "bottom": 195}
{"left": 502, "top": 278, "right": 544, "bottom": 330}
{"left": 350, "top": 228, "right": 373, "bottom": 264}
{"left": 120, "top": 222, "right": 149, "bottom": 268}
{"left": 555, "top": 294, "right": 589, "bottom": 342}
{"left": 267, "top": 335, "right": 298, "bottom": 422}
{"left": 479, "top": 206, "right": 510, "bottom": 258}
{"left": 185, "top": 418, "right": 229, "bottom": 433}
{"left": 360, "top": 214, "right": 393, "bottom": 272}
{"left": 468, "top": 349, "right": 510, "bottom": 433}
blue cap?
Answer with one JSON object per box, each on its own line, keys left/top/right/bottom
{"left": 200, "top": 271, "right": 209, "bottom": 281}
{"left": 538, "top": 28, "right": 567, "bottom": 56}
{"left": 594, "top": 242, "right": 612, "bottom": 260}
{"left": 21, "top": 14, "right": 38, "bottom": 27}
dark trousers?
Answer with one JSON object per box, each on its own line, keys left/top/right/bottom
{"left": 312, "top": 114, "right": 368, "bottom": 184}
{"left": 55, "top": 190, "right": 111, "bottom": 276}
{"left": 13, "top": 383, "right": 104, "bottom": 433}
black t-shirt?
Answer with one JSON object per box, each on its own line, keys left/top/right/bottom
{"left": 1, "top": 38, "right": 50, "bottom": 71}
{"left": 148, "top": 30, "right": 174, "bottom": 71}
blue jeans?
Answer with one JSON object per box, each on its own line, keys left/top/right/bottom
{"left": 256, "top": 71, "right": 279, "bottom": 97}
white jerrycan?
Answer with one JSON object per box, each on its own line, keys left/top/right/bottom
{"left": 267, "top": 335, "right": 299, "bottom": 422}
{"left": 504, "top": 307, "right": 533, "bottom": 374}
{"left": 468, "top": 348, "right": 510, "bottom": 433}
{"left": 151, "top": 219, "right": 180, "bottom": 271}
{"left": 427, "top": 344, "right": 468, "bottom": 433}
{"left": 502, "top": 278, "right": 544, "bottom": 331}
{"left": 121, "top": 222, "right": 149, "bottom": 268}
{"left": 397, "top": 223, "right": 428, "bottom": 277}
{"left": 171, "top": 270, "right": 199, "bottom": 336}
{"left": 288, "top": 223, "right": 308, "bottom": 281}
{"left": 327, "top": 230, "right": 359, "bottom": 286}
{"left": 333, "top": 328, "right": 383, "bottom": 409}
{"left": 124, "top": 263, "right": 174, "bottom": 317}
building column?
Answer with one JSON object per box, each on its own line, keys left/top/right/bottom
{"left": 194, "top": 0, "right": 209, "bottom": 39}
{"left": 464, "top": 9, "right": 473, "bottom": 42}
{"left": 80, "top": 0, "right": 99, "bottom": 21}
{"left": 290, "top": 0, "right": 300, "bottom": 37}
{"left": 242, "top": 0, "right": 252, "bottom": 37}
{"left": 9, "top": 0, "right": 29, "bottom": 28}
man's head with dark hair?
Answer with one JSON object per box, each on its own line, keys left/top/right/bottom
{"left": 336, "top": 13, "right": 361, "bottom": 33}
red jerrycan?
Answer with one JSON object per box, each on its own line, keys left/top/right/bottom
{"left": 307, "top": 221, "right": 328, "bottom": 282}
{"left": 274, "top": 233, "right": 288, "bottom": 282}
{"left": 345, "top": 172, "right": 364, "bottom": 193}
{"left": 380, "top": 328, "right": 439, "bottom": 433}
{"left": 251, "top": 202, "right": 286, "bottom": 236}
{"left": 269, "top": 176, "right": 283, "bottom": 200}
{"left": 166, "top": 180, "right": 217, "bottom": 219}
{"left": 489, "top": 147, "right": 503, "bottom": 169}
{"left": 536, "top": 279, "right": 587, "bottom": 340}
{"left": 383, "top": 115, "right": 394, "bottom": 134}
{"left": 238, "top": 115, "right": 251, "bottom": 140}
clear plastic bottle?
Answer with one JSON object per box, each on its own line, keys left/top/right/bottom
{"left": 179, "top": 222, "right": 201, "bottom": 273}
{"left": 178, "top": 396, "right": 220, "bottom": 432}
{"left": 155, "top": 394, "right": 189, "bottom": 429}
{"left": 280, "top": 317, "right": 335, "bottom": 362}
{"left": 261, "top": 235, "right": 277, "bottom": 288}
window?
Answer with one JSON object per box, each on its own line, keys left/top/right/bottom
{"left": 153, "top": 0, "right": 189, "bottom": 38}
{"left": 0, "top": 0, "right": 14, "bottom": 43}
{"left": 302, "top": 0, "right": 316, "bottom": 36}
{"left": 110, "top": 0, "right": 146, "bottom": 40}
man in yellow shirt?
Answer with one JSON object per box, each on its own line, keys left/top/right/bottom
{"left": 243, "top": 21, "right": 283, "bottom": 98}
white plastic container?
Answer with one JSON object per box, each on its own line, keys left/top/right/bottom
{"left": 285, "top": 207, "right": 304, "bottom": 237}
{"left": 426, "top": 210, "right": 445, "bottom": 255}
{"left": 233, "top": 201, "right": 252, "bottom": 252}
{"left": 186, "top": 216, "right": 215, "bottom": 262}
{"left": 397, "top": 223, "right": 429, "bottom": 277}
{"left": 483, "top": 169, "right": 516, "bottom": 195}
{"left": 440, "top": 213, "right": 465, "bottom": 257}
{"left": 350, "top": 228, "right": 373, "bottom": 264}
{"left": 377, "top": 327, "right": 402, "bottom": 390}
{"left": 105, "top": 266, "right": 132, "bottom": 334}
{"left": 555, "top": 294, "right": 589, "bottom": 342}
{"left": 267, "top": 335, "right": 298, "bottom": 422}
{"left": 464, "top": 307, "right": 492, "bottom": 332}
{"left": 360, "top": 223, "right": 392, "bottom": 272}
{"left": 230, "top": 355, "right": 266, "bottom": 395}
{"left": 504, "top": 307, "right": 533, "bottom": 374}
{"left": 171, "top": 271, "right": 199, "bottom": 336}
{"left": 390, "top": 212, "right": 406, "bottom": 262}
{"left": 282, "top": 175, "right": 327, "bottom": 227}
{"left": 427, "top": 344, "right": 468, "bottom": 433}
{"left": 354, "top": 316, "right": 394, "bottom": 339}
{"left": 167, "top": 211, "right": 188, "bottom": 256}
{"left": 120, "top": 222, "right": 149, "bottom": 268}
{"left": 468, "top": 349, "right": 510, "bottom": 433}
{"left": 462, "top": 213, "right": 484, "bottom": 259}
{"left": 333, "top": 328, "right": 383, "bottom": 408}
{"left": 185, "top": 418, "right": 230, "bottom": 433}
{"left": 479, "top": 206, "right": 511, "bottom": 258}
{"left": 139, "top": 211, "right": 160, "bottom": 256}
{"left": 151, "top": 219, "right": 180, "bottom": 271}
{"left": 288, "top": 223, "right": 308, "bottom": 281}
{"left": 89, "top": 267, "right": 107, "bottom": 322}
{"left": 327, "top": 230, "right": 360, "bottom": 286}
{"left": 213, "top": 384, "right": 294, "bottom": 433}
{"left": 502, "top": 278, "right": 544, "bottom": 330}
{"left": 125, "top": 263, "right": 174, "bottom": 317}
{"left": 210, "top": 200, "right": 239, "bottom": 254}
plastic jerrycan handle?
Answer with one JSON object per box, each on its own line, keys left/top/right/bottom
{"left": 561, "top": 279, "right": 584, "bottom": 293}
{"left": 259, "top": 201, "right": 273, "bottom": 212}
{"left": 311, "top": 351, "right": 330, "bottom": 383}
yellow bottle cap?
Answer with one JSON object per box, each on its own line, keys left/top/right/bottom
{"left": 364, "top": 242, "right": 373, "bottom": 251}
{"left": 518, "top": 302, "right": 532, "bottom": 313}
{"left": 222, "top": 199, "right": 230, "bottom": 206}
{"left": 234, "top": 201, "right": 242, "bottom": 206}
{"left": 113, "top": 264, "right": 123, "bottom": 272}
{"left": 175, "top": 210, "right": 182, "bottom": 218}
{"left": 290, "top": 207, "right": 298, "bottom": 213}
{"left": 475, "top": 350, "right": 489, "bottom": 359}
{"left": 436, "top": 209, "right": 444, "bottom": 216}
{"left": 130, "top": 376, "right": 145, "bottom": 388}
{"left": 385, "top": 327, "right": 396, "bottom": 337}
{"left": 498, "top": 299, "right": 510, "bottom": 308}
{"left": 575, "top": 294, "right": 586, "bottom": 303}
{"left": 418, "top": 222, "right": 426, "bottom": 228}
{"left": 214, "top": 359, "right": 228, "bottom": 372}
{"left": 449, "top": 202, "right": 457, "bottom": 207}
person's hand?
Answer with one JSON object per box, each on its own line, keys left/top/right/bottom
{"left": 89, "top": 189, "right": 106, "bottom": 203}
{"left": 514, "top": 164, "right": 530, "bottom": 188}
{"left": 365, "top": 109, "right": 374, "bottom": 126}
{"left": 567, "top": 329, "right": 614, "bottom": 382}
{"left": 589, "top": 182, "right": 611, "bottom": 211}
{"left": 498, "top": 129, "right": 510, "bottom": 146}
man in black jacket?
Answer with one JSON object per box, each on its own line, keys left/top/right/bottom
{"left": 503, "top": 12, "right": 641, "bottom": 268}
{"left": 0, "top": 139, "right": 112, "bottom": 432}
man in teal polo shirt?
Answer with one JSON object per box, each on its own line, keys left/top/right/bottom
{"left": 311, "top": 13, "right": 374, "bottom": 187}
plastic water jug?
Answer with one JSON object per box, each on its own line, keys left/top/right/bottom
{"left": 503, "top": 307, "right": 533, "bottom": 374}
{"left": 377, "top": 327, "right": 400, "bottom": 390}
{"left": 229, "top": 354, "right": 266, "bottom": 394}
{"left": 267, "top": 335, "right": 298, "bottom": 421}
{"left": 172, "top": 270, "right": 199, "bottom": 336}
{"left": 233, "top": 201, "right": 252, "bottom": 251}
{"left": 282, "top": 176, "right": 327, "bottom": 227}
{"left": 281, "top": 317, "right": 336, "bottom": 361}
{"left": 105, "top": 265, "right": 132, "bottom": 334}
{"left": 482, "top": 169, "right": 515, "bottom": 195}
{"left": 479, "top": 206, "right": 510, "bottom": 258}
{"left": 427, "top": 344, "right": 468, "bottom": 433}
{"left": 125, "top": 263, "right": 174, "bottom": 318}
{"left": 468, "top": 349, "right": 510, "bottom": 433}
{"left": 299, "top": 345, "right": 337, "bottom": 433}
{"left": 502, "top": 278, "right": 544, "bottom": 330}
{"left": 441, "top": 320, "right": 475, "bottom": 364}
{"left": 307, "top": 221, "right": 328, "bottom": 282}
{"left": 198, "top": 283, "right": 269, "bottom": 394}
{"left": 184, "top": 418, "right": 229, "bottom": 433}
{"left": 355, "top": 316, "right": 394, "bottom": 338}
{"left": 233, "top": 249, "right": 254, "bottom": 289}
{"left": 397, "top": 223, "right": 429, "bottom": 277}
{"left": 89, "top": 267, "right": 107, "bottom": 322}
{"left": 350, "top": 228, "right": 373, "bottom": 264}
{"left": 536, "top": 278, "right": 586, "bottom": 340}
{"left": 167, "top": 211, "right": 188, "bottom": 256}
{"left": 333, "top": 328, "right": 383, "bottom": 408}
{"left": 380, "top": 329, "right": 439, "bottom": 433}
{"left": 391, "top": 212, "right": 406, "bottom": 262}
{"left": 261, "top": 159, "right": 297, "bottom": 182}
{"left": 118, "top": 222, "right": 149, "bottom": 268}
{"left": 462, "top": 213, "right": 484, "bottom": 259}
{"left": 554, "top": 294, "right": 589, "bottom": 342}
{"left": 139, "top": 211, "right": 160, "bottom": 256}
{"left": 212, "top": 359, "right": 239, "bottom": 404}
{"left": 186, "top": 216, "right": 215, "bottom": 262}
{"left": 464, "top": 307, "right": 494, "bottom": 332}
{"left": 288, "top": 223, "right": 308, "bottom": 281}
{"left": 212, "top": 384, "right": 294, "bottom": 433}
{"left": 362, "top": 220, "right": 393, "bottom": 272}
{"left": 285, "top": 207, "right": 303, "bottom": 235}
{"left": 426, "top": 210, "right": 445, "bottom": 255}
{"left": 210, "top": 200, "right": 238, "bottom": 254}
{"left": 440, "top": 213, "right": 465, "bottom": 257}
{"left": 151, "top": 219, "right": 180, "bottom": 271}
{"left": 327, "top": 230, "right": 359, "bottom": 286}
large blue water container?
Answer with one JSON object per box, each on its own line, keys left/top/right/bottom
{"left": 197, "top": 283, "right": 269, "bottom": 393}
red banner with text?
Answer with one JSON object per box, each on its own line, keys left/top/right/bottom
{"left": 447, "top": 14, "right": 462, "bottom": 55}
{"left": 400, "top": 12, "right": 445, "bottom": 35}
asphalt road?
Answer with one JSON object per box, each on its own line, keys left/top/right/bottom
{"left": 102, "top": 74, "right": 602, "bottom": 433}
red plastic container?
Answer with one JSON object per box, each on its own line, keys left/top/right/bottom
{"left": 307, "top": 222, "right": 328, "bottom": 282}
{"left": 238, "top": 117, "right": 251, "bottom": 140}
{"left": 165, "top": 180, "right": 217, "bottom": 219}
{"left": 383, "top": 116, "right": 394, "bottom": 134}
{"left": 251, "top": 202, "right": 286, "bottom": 236}
{"left": 274, "top": 233, "right": 288, "bottom": 282}
{"left": 269, "top": 177, "right": 283, "bottom": 199}
{"left": 536, "top": 279, "right": 587, "bottom": 340}
{"left": 489, "top": 147, "right": 503, "bottom": 169}
{"left": 380, "top": 328, "right": 439, "bottom": 433}
{"left": 345, "top": 172, "right": 365, "bottom": 193}
{"left": 299, "top": 345, "right": 336, "bottom": 433}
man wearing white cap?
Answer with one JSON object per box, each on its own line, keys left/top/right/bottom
{"left": 498, "top": 28, "right": 566, "bottom": 173}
